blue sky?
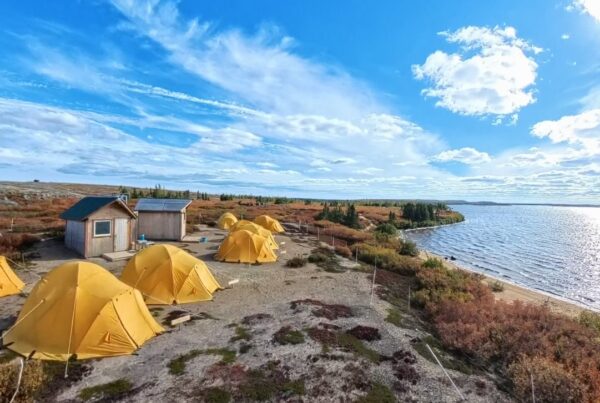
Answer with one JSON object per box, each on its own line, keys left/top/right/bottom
{"left": 0, "top": 0, "right": 599, "bottom": 202}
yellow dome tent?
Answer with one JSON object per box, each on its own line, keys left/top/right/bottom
{"left": 120, "top": 244, "right": 222, "bottom": 305}
{"left": 254, "top": 215, "right": 285, "bottom": 233}
{"left": 0, "top": 256, "right": 25, "bottom": 297}
{"left": 3, "top": 261, "right": 163, "bottom": 361}
{"left": 232, "top": 222, "right": 279, "bottom": 250}
{"left": 217, "top": 212, "right": 238, "bottom": 230}
{"left": 229, "top": 219, "right": 254, "bottom": 231}
{"left": 216, "top": 230, "right": 277, "bottom": 263}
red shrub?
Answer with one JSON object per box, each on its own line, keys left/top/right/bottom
{"left": 432, "top": 299, "right": 600, "bottom": 401}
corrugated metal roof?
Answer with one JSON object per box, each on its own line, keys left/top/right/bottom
{"left": 60, "top": 196, "right": 135, "bottom": 221}
{"left": 135, "top": 198, "right": 192, "bottom": 212}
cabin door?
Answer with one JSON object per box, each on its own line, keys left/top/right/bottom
{"left": 114, "top": 218, "right": 129, "bottom": 251}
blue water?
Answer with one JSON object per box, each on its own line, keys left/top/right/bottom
{"left": 405, "top": 205, "right": 600, "bottom": 311}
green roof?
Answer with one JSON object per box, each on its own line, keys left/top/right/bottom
{"left": 60, "top": 196, "right": 134, "bottom": 221}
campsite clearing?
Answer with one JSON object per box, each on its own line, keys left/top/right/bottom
{"left": 0, "top": 225, "right": 509, "bottom": 402}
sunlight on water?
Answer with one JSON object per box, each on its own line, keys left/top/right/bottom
{"left": 406, "top": 205, "right": 600, "bottom": 311}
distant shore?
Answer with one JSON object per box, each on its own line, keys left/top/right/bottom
{"left": 418, "top": 249, "right": 589, "bottom": 317}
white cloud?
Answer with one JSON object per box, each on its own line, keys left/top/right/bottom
{"left": 433, "top": 147, "right": 491, "bottom": 165}
{"left": 571, "top": 0, "right": 600, "bottom": 23}
{"left": 110, "top": 0, "right": 380, "bottom": 118}
{"left": 412, "top": 26, "right": 540, "bottom": 121}
{"left": 531, "top": 109, "right": 600, "bottom": 144}
{"left": 561, "top": 33, "right": 571, "bottom": 40}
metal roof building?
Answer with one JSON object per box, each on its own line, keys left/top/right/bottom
{"left": 60, "top": 196, "right": 137, "bottom": 257}
{"left": 134, "top": 198, "right": 192, "bottom": 241}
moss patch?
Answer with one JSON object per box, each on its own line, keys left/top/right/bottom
{"left": 202, "top": 387, "right": 232, "bottom": 403}
{"left": 358, "top": 382, "right": 396, "bottom": 403}
{"left": 273, "top": 326, "right": 305, "bottom": 345}
{"left": 307, "top": 327, "right": 381, "bottom": 363}
{"left": 385, "top": 307, "right": 404, "bottom": 327}
{"left": 78, "top": 379, "right": 132, "bottom": 401}
{"left": 308, "top": 248, "right": 346, "bottom": 273}
{"left": 238, "top": 368, "right": 305, "bottom": 401}
{"left": 230, "top": 325, "right": 252, "bottom": 342}
{"left": 169, "top": 349, "right": 236, "bottom": 375}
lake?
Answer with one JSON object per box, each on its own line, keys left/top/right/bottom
{"left": 405, "top": 204, "right": 600, "bottom": 311}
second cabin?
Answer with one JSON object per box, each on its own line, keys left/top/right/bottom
{"left": 135, "top": 198, "right": 191, "bottom": 241}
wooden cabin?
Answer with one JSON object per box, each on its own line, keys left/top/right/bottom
{"left": 61, "top": 196, "right": 137, "bottom": 257}
{"left": 134, "top": 199, "right": 192, "bottom": 241}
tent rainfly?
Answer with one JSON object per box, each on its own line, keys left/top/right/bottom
{"left": 120, "top": 244, "right": 222, "bottom": 305}
{"left": 217, "top": 212, "right": 238, "bottom": 230}
{"left": 231, "top": 222, "right": 278, "bottom": 250}
{"left": 229, "top": 219, "right": 254, "bottom": 231}
{"left": 216, "top": 229, "right": 277, "bottom": 264}
{"left": 254, "top": 215, "right": 285, "bottom": 233}
{"left": 0, "top": 256, "right": 25, "bottom": 298}
{"left": 3, "top": 261, "right": 163, "bottom": 361}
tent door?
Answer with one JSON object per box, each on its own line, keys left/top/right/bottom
{"left": 114, "top": 218, "right": 129, "bottom": 251}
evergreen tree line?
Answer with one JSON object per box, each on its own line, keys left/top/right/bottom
{"left": 315, "top": 203, "right": 360, "bottom": 229}
{"left": 119, "top": 185, "right": 207, "bottom": 200}
{"left": 401, "top": 202, "right": 437, "bottom": 222}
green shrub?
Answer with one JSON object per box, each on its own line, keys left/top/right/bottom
{"left": 413, "top": 265, "right": 491, "bottom": 309}
{"left": 421, "top": 258, "right": 444, "bottom": 269}
{"left": 489, "top": 280, "right": 505, "bottom": 292}
{"left": 578, "top": 311, "right": 600, "bottom": 335}
{"left": 375, "top": 223, "right": 397, "bottom": 235}
{"left": 351, "top": 243, "right": 421, "bottom": 275}
{"left": 399, "top": 239, "right": 418, "bottom": 256}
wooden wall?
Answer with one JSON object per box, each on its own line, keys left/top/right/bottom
{"left": 137, "top": 211, "right": 185, "bottom": 241}
{"left": 84, "top": 204, "right": 134, "bottom": 257}
{"left": 64, "top": 220, "right": 85, "bottom": 256}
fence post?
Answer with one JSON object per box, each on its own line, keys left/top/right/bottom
{"left": 530, "top": 371, "right": 536, "bottom": 403}
{"left": 332, "top": 235, "right": 335, "bottom": 247}
{"left": 408, "top": 286, "right": 411, "bottom": 311}
{"left": 370, "top": 262, "right": 377, "bottom": 306}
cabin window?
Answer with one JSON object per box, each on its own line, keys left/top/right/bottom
{"left": 93, "top": 220, "right": 111, "bottom": 237}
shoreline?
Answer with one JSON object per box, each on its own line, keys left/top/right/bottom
{"left": 401, "top": 219, "right": 465, "bottom": 233}
{"left": 418, "top": 249, "right": 590, "bottom": 317}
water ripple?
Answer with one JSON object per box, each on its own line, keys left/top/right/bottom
{"left": 407, "top": 205, "right": 600, "bottom": 311}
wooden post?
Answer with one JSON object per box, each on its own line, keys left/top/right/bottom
{"left": 370, "top": 260, "right": 377, "bottom": 306}
{"left": 530, "top": 371, "right": 536, "bottom": 403}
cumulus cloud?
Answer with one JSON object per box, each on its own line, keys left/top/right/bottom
{"left": 412, "top": 26, "right": 540, "bottom": 120}
{"left": 433, "top": 147, "right": 491, "bottom": 165}
{"left": 531, "top": 109, "right": 600, "bottom": 144}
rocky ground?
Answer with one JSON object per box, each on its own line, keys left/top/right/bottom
{"left": 1, "top": 227, "right": 510, "bottom": 402}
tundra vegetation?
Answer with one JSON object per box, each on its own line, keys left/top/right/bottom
{"left": 2, "top": 185, "right": 594, "bottom": 401}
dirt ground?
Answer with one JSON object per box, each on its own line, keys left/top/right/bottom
{"left": 1, "top": 227, "right": 510, "bottom": 402}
